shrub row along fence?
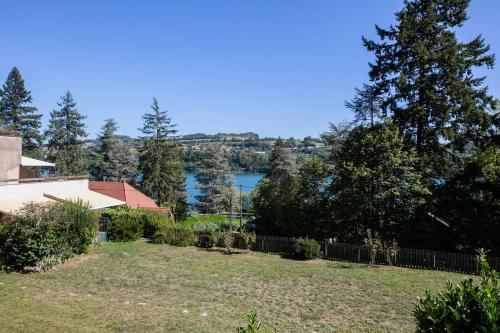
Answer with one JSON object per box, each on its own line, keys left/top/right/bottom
{"left": 195, "top": 232, "right": 500, "bottom": 275}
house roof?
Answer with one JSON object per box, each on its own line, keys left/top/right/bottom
{"left": 0, "top": 179, "right": 125, "bottom": 213}
{"left": 89, "top": 181, "right": 159, "bottom": 209}
{"left": 21, "top": 156, "right": 55, "bottom": 167}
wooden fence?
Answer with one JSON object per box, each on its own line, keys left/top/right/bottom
{"left": 225, "top": 234, "right": 500, "bottom": 275}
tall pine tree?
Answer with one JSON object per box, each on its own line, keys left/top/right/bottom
{"left": 139, "top": 98, "right": 187, "bottom": 217}
{"left": 0, "top": 67, "right": 43, "bottom": 157}
{"left": 89, "top": 118, "right": 138, "bottom": 181}
{"left": 362, "top": 0, "right": 496, "bottom": 175}
{"left": 195, "top": 144, "right": 232, "bottom": 214}
{"left": 45, "top": 91, "right": 87, "bottom": 175}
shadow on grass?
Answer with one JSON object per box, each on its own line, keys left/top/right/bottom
{"left": 326, "top": 262, "right": 379, "bottom": 270}
{"left": 196, "top": 247, "right": 245, "bottom": 255}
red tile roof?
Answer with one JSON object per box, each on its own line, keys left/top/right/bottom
{"left": 89, "top": 181, "right": 158, "bottom": 209}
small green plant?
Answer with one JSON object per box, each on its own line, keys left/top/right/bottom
{"left": 197, "top": 229, "right": 220, "bottom": 248}
{"left": 414, "top": 249, "right": 500, "bottom": 332}
{"left": 241, "top": 231, "right": 256, "bottom": 251}
{"left": 364, "top": 229, "right": 382, "bottom": 265}
{"left": 381, "top": 239, "right": 398, "bottom": 265}
{"left": 292, "top": 237, "right": 320, "bottom": 260}
{"left": 237, "top": 311, "right": 261, "bottom": 333}
{"left": 221, "top": 231, "right": 234, "bottom": 253}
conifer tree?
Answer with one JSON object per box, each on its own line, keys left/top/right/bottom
{"left": 267, "top": 138, "right": 296, "bottom": 185}
{"left": 0, "top": 67, "right": 43, "bottom": 156}
{"left": 195, "top": 144, "right": 232, "bottom": 214}
{"left": 138, "top": 98, "right": 187, "bottom": 217}
{"left": 89, "top": 118, "right": 138, "bottom": 181}
{"left": 45, "top": 91, "right": 87, "bottom": 175}
{"left": 362, "top": 0, "right": 496, "bottom": 174}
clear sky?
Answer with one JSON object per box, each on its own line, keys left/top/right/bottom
{"left": 1, "top": 1, "right": 499, "bottom": 139}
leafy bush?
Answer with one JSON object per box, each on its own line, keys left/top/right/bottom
{"left": 364, "top": 229, "right": 382, "bottom": 265}
{"left": 105, "top": 209, "right": 143, "bottom": 242}
{"left": 197, "top": 229, "right": 220, "bottom": 249}
{"left": 237, "top": 311, "right": 261, "bottom": 333}
{"left": 58, "top": 201, "right": 97, "bottom": 254}
{"left": 414, "top": 250, "right": 500, "bottom": 332}
{"left": 221, "top": 231, "right": 234, "bottom": 253}
{"left": 140, "top": 209, "right": 174, "bottom": 239}
{"left": 292, "top": 237, "right": 320, "bottom": 260}
{"left": 241, "top": 232, "right": 257, "bottom": 251}
{"left": 0, "top": 202, "right": 97, "bottom": 272}
{"left": 152, "top": 226, "right": 197, "bottom": 247}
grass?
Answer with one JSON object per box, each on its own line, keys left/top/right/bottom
{"left": 0, "top": 241, "right": 469, "bottom": 332}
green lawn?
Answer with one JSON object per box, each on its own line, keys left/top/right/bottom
{"left": 0, "top": 241, "right": 469, "bottom": 332}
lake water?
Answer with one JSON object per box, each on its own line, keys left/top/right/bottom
{"left": 186, "top": 172, "right": 264, "bottom": 204}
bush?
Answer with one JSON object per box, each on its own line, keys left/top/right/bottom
{"left": 152, "top": 226, "right": 197, "bottom": 247}
{"left": 197, "top": 229, "right": 220, "bottom": 249}
{"left": 241, "top": 232, "right": 257, "bottom": 251}
{"left": 221, "top": 231, "right": 234, "bottom": 253}
{"left": 414, "top": 250, "right": 500, "bottom": 332}
{"left": 292, "top": 237, "right": 320, "bottom": 260}
{"left": 58, "top": 201, "right": 97, "bottom": 254}
{"left": 140, "top": 209, "right": 174, "bottom": 239}
{"left": 105, "top": 209, "right": 143, "bottom": 242}
{"left": 0, "top": 202, "right": 97, "bottom": 272}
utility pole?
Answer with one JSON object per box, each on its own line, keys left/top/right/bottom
{"left": 229, "top": 193, "right": 232, "bottom": 232}
{"left": 239, "top": 184, "right": 243, "bottom": 234}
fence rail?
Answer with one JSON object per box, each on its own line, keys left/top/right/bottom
{"left": 222, "top": 234, "right": 499, "bottom": 275}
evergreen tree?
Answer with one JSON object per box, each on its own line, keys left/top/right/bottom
{"left": 0, "top": 67, "right": 43, "bottom": 156}
{"left": 139, "top": 98, "right": 187, "bottom": 217}
{"left": 328, "top": 121, "right": 430, "bottom": 242}
{"left": 362, "top": 0, "right": 496, "bottom": 175}
{"left": 267, "top": 138, "right": 296, "bottom": 185}
{"left": 45, "top": 91, "right": 87, "bottom": 176}
{"left": 345, "top": 84, "right": 384, "bottom": 126}
{"left": 195, "top": 144, "right": 232, "bottom": 214}
{"left": 89, "top": 118, "right": 138, "bottom": 181}
{"left": 253, "top": 139, "right": 298, "bottom": 235}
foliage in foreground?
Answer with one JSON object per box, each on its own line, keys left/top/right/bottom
{"left": 414, "top": 250, "right": 500, "bottom": 332}
{"left": 237, "top": 311, "right": 261, "bottom": 333}
{"left": 0, "top": 201, "right": 97, "bottom": 272}
{"left": 292, "top": 237, "right": 320, "bottom": 260}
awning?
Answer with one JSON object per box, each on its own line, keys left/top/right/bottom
{"left": 43, "top": 190, "right": 125, "bottom": 210}
{"left": 21, "top": 156, "right": 55, "bottom": 167}
{"left": 0, "top": 179, "right": 125, "bottom": 214}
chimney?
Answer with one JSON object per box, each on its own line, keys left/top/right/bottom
{"left": 0, "top": 132, "right": 22, "bottom": 183}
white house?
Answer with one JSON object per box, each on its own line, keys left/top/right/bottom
{"left": 0, "top": 132, "right": 125, "bottom": 214}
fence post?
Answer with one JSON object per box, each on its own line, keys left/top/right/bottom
{"left": 433, "top": 253, "right": 436, "bottom": 269}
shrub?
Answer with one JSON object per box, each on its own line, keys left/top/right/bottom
{"left": 152, "top": 226, "right": 197, "bottom": 247}
{"left": 241, "top": 232, "right": 257, "bottom": 251}
{"left": 58, "top": 201, "right": 97, "bottom": 254}
{"left": 197, "top": 229, "right": 220, "bottom": 249}
{"left": 140, "top": 209, "right": 174, "bottom": 239}
{"left": 292, "top": 237, "right": 320, "bottom": 260}
{"left": 381, "top": 239, "right": 398, "bottom": 266}
{"left": 0, "top": 202, "right": 96, "bottom": 272}
{"left": 105, "top": 209, "right": 143, "bottom": 242}
{"left": 221, "top": 231, "right": 234, "bottom": 253}
{"left": 364, "top": 229, "right": 382, "bottom": 265}
{"left": 237, "top": 311, "right": 261, "bottom": 333}
{"left": 414, "top": 250, "right": 500, "bottom": 332}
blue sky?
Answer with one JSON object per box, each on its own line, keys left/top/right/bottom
{"left": 1, "top": 1, "right": 499, "bottom": 139}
